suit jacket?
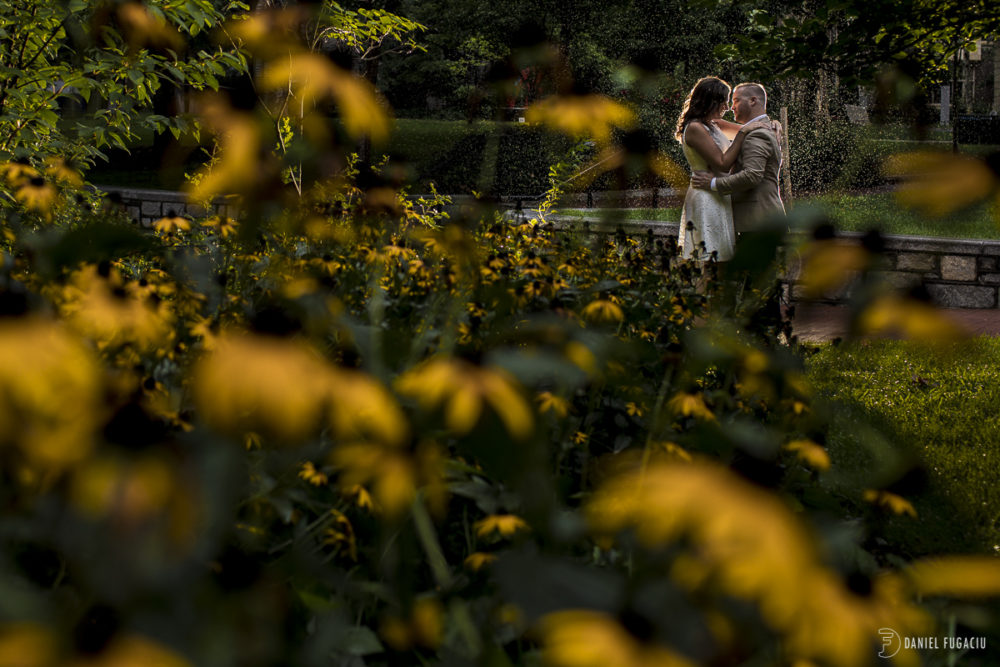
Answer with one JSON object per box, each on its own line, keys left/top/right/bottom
{"left": 714, "top": 117, "right": 785, "bottom": 231}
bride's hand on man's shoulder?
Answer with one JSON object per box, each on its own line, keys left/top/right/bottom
{"left": 740, "top": 120, "right": 772, "bottom": 135}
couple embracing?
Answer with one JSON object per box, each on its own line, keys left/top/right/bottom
{"left": 675, "top": 77, "right": 785, "bottom": 262}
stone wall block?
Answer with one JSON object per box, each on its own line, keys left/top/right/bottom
{"left": 926, "top": 284, "right": 996, "bottom": 308}
{"left": 896, "top": 252, "right": 936, "bottom": 272}
{"left": 940, "top": 255, "right": 977, "bottom": 282}
{"left": 980, "top": 273, "right": 1000, "bottom": 285}
{"left": 978, "top": 256, "right": 998, "bottom": 272}
{"left": 140, "top": 200, "right": 161, "bottom": 217}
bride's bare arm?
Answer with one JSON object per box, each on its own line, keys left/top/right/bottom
{"left": 684, "top": 121, "right": 768, "bottom": 174}
{"left": 712, "top": 118, "right": 743, "bottom": 140}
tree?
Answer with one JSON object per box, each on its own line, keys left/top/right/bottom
{"left": 0, "top": 0, "right": 245, "bottom": 169}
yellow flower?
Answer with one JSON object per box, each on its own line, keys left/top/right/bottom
{"left": 0, "top": 623, "right": 57, "bottom": 667}
{"left": 116, "top": 1, "right": 185, "bottom": 52}
{"left": 464, "top": 552, "right": 497, "bottom": 571}
{"left": 187, "top": 94, "right": 261, "bottom": 203}
{"left": 886, "top": 150, "right": 997, "bottom": 217}
{"left": 15, "top": 176, "right": 57, "bottom": 219}
{"left": 396, "top": 357, "right": 533, "bottom": 440}
{"left": 667, "top": 392, "right": 715, "bottom": 421}
{"left": 44, "top": 156, "right": 83, "bottom": 187}
{"left": 784, "top": 439, "right": 831, "bottom": 471}
{"left": 795, "top": 241, "right": 870, "bottom": 298}
{"left": 192, "top": 334, "right": 329, "bottom": 442}
{"left": 538, "top": 609, "right": 695, "bottom": 667}
{"left": 0, "top": 318, "right": 102, "bottom": 469}
{"left": 202, "top": 215, "right": 238, "bottom": 238}
{"left": 260, "top": 53, "right": 391, "bottom": 142}
{"left": 858, "top": 294, "right": 963, "bottom": 341}
{"left": 525, "top": 94, "right": 636, "bottom": 144}
{"left": 647, "top": 441, "right": 691, "bottom": 462}
{"left": 0, "top": 160, "right": 39, "bottom": 186}
{"left": 582, "top": 299, "right": 624, "bottom": 323}
{"left": 565, "top": 341, "right": 598, "bottom": 376}
{"left": 537, "top": 391, "right": 570, "bottom": 417}
{"left": 588, "top": 463, "right": 932, "bottom": 667}
{"left": 153, "top": 211, "right": 192, "bottom": 233}
{"left": 906, "top": 556, "right": 1000, "bottom": 598}
{"left": 329, "top": 441, "right": 445, "bottom": 519}
{"left": 474, "top": 514, "right": 529, "bottom": 539}
{"left": 572, "top": 431, "right": 589, "bottom": 445}
{"left": 625, "top": 401, "right": 643, "bottom": 417}
{"left": 863, "top": 489, "right": 917, "bottom": 517}
{"left": 324, "top": 509, "right": 357, "bottom": 561}
{"left": 57, "top": 265, "right": 174, "bottom": 353}
{"left": 380, "top": 597, "right": 444, "bottom": 651}
{"left": 327, "top": 368, "right": 408, "bottom": 446}
{"left": 343, "top": 484, "right": 378, "bottom": 512}
{"left": 299, "top": 461, "right": 329, "bottom": 486}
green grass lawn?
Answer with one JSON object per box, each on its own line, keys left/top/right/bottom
{"left": 806, "top": 338, "right": 1000, "bottom": 556}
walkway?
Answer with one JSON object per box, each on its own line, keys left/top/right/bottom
{"left": 791, "top": 303, "right": 1000, "bottom": 342}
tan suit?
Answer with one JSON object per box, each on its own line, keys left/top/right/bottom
{"left": 714, "top": 116, "right": 784, "bottom": 232}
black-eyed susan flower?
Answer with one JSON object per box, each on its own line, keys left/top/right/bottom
{"left": 464, "top": 552, "right": 496, "bottom": 571}
{"left": 886, "top": 150, "right": 997, "bottom": 217}
{"left": 858, "top": 294, "right": 963, "bottom": 341}
{"left": 0, "top": 159, "right": 39, "bottom": 186}
{"left": 323, "top": 509, "right": 357, "bottom": 561}
{"left": 192, "top": 333, "right": 329, "bottom": 442}
{"left": 395, "top": 357, "right": 533, "bottom": 440}
{"left": 474, "top": 514, "right": 528, "bottom": 539}
{"left": 379, "top": 597, "right": 444, "bottom": 651}
{"left": 154, "top": 211, "right": 192, "bottom": 234}
{"left": 537, "top": 609, "right": 695, "bottom": 667}
{"left": 784, "top": 439, "right": 831, "bottom": 471}
{"left": 796, "top": 240, "right": 870, "bottom": 298}
{"left": 525, "top": 94, "right": 635, "bottom": 145}
{"left": 0, "top": 318, "right": 102, "bottom": 469}
{"left": 863, "top": 489, "right": 917, "bottom": 517}
{"left": 906, "top": 556, "right": 1000, "bottom": 598}
{"left": 582, "top": 299, "right": 624, "bottom": 324}
{"left": 537, "top": 391, "right": 570, "bottom": 417}
{"left": 667, "top": 392, "right": 714, "bottom": 421}
{"left": 15, "top": 176, "right": 57, "bottom": 219}
{"left": 44, "top": 156, "right": 83, "bottom": 187}
{"left": 57, "top": 265, "right": 174, "bottom": 353}
{"left": 587, "top": 462, "right": 931, "bottom": 667}
{"left": 298, "top": 461, "right": 329, "bottom": 486}
{"left": 202, "top": 215, "right": 238, "bottom": 238}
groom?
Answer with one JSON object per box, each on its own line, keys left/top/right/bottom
{"left": 690, "top": 82, "right": 784, "bottom": 232}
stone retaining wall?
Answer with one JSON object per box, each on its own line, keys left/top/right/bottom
{"left": 92, "top": 190, "right": 1000, "bottom": 309}
{"left": 543, "top": 215, "right": 1000, "bottom": 309}
{"left": 98, "top": 186, "right": 238, "bottom": 228}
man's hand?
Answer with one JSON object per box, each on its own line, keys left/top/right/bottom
{"left": 691, "top": 171, "right": 713, "bottom": 190}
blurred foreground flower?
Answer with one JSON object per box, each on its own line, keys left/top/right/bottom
{"left": 587, "top": 462, "right": 931, "bottom": 666}
{"left": 858, "top": 294, "right": 963, "bottom": 341}
{"left": 525, "top": 94, "right": 635, "bottom": 145}
{"left": 0, "top": 319, "right": 101, "bottom": 469}
{"left": 538, "top": 610, "right": 695, "bottom": 667}
{"left": 795, "top": 240, "right": 870, "bottom": 299}
{"left": 396, "top": 357, "right": 533, "bottom": 439}
{"left": 192, "top": 334, "right": 329, "bottom": 442}
{"left": 379, "top": 597, "right": 444, "bottom": 651}
{"left": 886, "top": 151, "right": 998, "bottom": 217}
{"left": 260, "top": 53, "right": 391, "bottom": 143}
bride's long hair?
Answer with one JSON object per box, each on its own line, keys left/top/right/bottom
{"left": 674, "top": 76, "right": 731, "bottom": 142}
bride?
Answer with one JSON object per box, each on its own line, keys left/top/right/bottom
{"left": 675, "top": 77, "right": 769, "bottom": 262}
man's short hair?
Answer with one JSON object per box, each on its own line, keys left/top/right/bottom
{"left": 735, "top": 83, "right": 767, "bottom": 109}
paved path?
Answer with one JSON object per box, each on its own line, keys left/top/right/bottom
{"left": 791, "top": 303, "right": 1000, "bottom": 342}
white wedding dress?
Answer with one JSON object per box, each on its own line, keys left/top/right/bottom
{"left": 678, "top": 123, "right": 736, "bottom": 261}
